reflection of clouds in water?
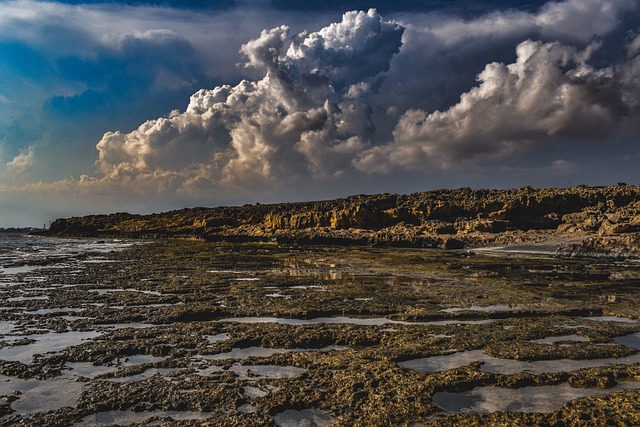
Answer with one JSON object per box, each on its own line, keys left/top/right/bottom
{"left": 76, "top": 410, "right": 211, "bottom": 426}
{"left": 0, "top": 377, "right": 85, "bottom": 414}
{"left": 195, "top": 363, "right": 307, "bottom": 380}
{"left": 399, "top": 348, "right": 640, "bottom": 375}
{"left": 529, "top": 334, "right": 589, "bottom": 344}
{"left": 433, "top": 382, "right": 640, "bottom": 414}
{"left": 441, "top": 305, "right": 522, "bottom": 313}
{"left": 0, "top": 331, "right": 101, "bottom": 364}
{"left": 614, "top": 332, "right": 640, "bottom": 350}
{"left": 218, "top": 316, "right": 494, "bottom": 326}
{"left": 273, "top": 408, "right": 336, "bottom": 427}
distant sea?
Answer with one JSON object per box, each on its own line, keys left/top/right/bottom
{"left": 0, "top": 233, "right": 136, "bottom": 273}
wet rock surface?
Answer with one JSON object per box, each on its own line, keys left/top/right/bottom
{"left": 0, "top": 239, "right": 639, "bottom": 425}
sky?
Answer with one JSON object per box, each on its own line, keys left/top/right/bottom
{"left": 0, "top": 0, "right": 639, "bottom": 227}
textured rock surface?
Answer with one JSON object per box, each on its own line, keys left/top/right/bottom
{"left": 3, "top": 240, "right": 640, "bottom": 426}
{"left": 43, "top": 185, "right": 640, "bottom": 256}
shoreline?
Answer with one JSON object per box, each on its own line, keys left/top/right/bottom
{"left": 38, "top": 185, "right": 640, "bottom": 259}
{"left": 35, "top": 228, "right": 640, "bottom": 261}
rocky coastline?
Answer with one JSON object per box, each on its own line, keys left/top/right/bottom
{"left": 42, "top": 185, "right": 640, "bottom": 258}
{"left": 2, "top": 237, "right": 640, "bottom": 425}
{"left": 5, "top": 187, "right": 640, "bottom": 425}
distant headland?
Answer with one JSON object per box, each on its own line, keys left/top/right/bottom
{"left": 1, "top": 227, "right": 45, "bottom": 234}
{"left": 39, "top": 185, "right": 640, "bottom": 258}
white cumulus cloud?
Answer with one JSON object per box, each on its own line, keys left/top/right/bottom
{"left": 92, "top": 9, "right": 404, "bottom": 195}
{"left": 357, "top": 37, "right": 640, "bottom": 172}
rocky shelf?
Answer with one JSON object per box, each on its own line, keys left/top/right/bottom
{"left": 41, "top": 185, "right": 640, "bottom": 257}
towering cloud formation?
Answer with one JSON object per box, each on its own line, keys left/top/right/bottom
{"left": 9, "top": 0, "right": 640, "bottom": 210}
{"left": 356, "top": 37, "right": 640, "bottom": 172}
{"left": 95, "top": 9, "right": 403, "bottom": 195}
{"left": 5, "top": 0, "right": 640, "bottom": 228}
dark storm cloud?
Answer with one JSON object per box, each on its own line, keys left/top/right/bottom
{"left": 52, "top": 0, "right": 237, "bottom": 10}
{"left": 46, "top": 29, "right": 209, "bottom": 116}
{"left": 270, "top": 0, "right": 549, "bottom": 15}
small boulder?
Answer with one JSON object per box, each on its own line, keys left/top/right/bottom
{"left": 442, "top": 237, "right": 465, "bottom": 250}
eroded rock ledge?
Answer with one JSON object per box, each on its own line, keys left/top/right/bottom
{"left": 42, "top": 185, "right": 640, "bottom": 257}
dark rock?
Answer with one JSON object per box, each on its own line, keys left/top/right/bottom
{"left": 442, "top": 238, "right": 465, "bottom": 250}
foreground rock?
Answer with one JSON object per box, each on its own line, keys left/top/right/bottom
{"left": 42, "top": 185, "right": 640, "bottom": 257}
{"left": 1, "top": 240, "right": 640, "bottom": 426}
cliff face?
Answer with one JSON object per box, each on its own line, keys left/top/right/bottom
{"left": 45, "top": 185, "right": 640, "bottom": 255}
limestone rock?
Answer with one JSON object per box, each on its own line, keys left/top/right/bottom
{"left": 43, "top": 185, "right": 640, "bottom": 257}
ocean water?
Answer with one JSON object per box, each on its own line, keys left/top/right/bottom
{"left": 0, "top": 233, "right": 141, "bottom": 360}
{"left": 0, "top": 233, "right": 137, "bottom": 272}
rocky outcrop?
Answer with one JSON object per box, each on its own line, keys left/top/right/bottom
{"left": 43, "top": 185, "right": 640, "bottom": 256}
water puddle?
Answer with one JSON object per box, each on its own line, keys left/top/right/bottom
{"left": 66, "top": 355, "right": 166, "bottom": 379}
{"left": 277, "top": 268, "right": 354, "bottom": 281}
{"left": 0, "top": 331, "right": 101, "bottom": 363}
{"left": 95, "top": 323, "right": 157, "bottom": 330}
{"left": 74, "top": 410, "right": 211, "bottom": 425}
{"left": 399, "top": 349, "right": 640, "bottom": 375}
{"left": 196, "top": 364, "right": 307, "bottom": 380}
{"left": 0, "top": 266, "right": 40, "bottom": 276}
{"left": 205, "top": 333, "right": 230, "bottom": 342}
{"left": 273, "top": 408, "right": 336, "bottom": 427}
{"left": 197, "top": 344, "right": 346, "bottom": 361}
{"left": 25, "top": 307, "right": 84, "bottom": 315}
{"left": 433, "top": 381, "right": 640, "bottom": 414}
{"left": 234, "top": 365, "right": 307, "bottom": 380}
{"left": 66, "top": 362, "right": 120, "bottom": 379}
{"left": 62, "top": 316, "right": 90, "bottom": 322}
{"left": 145, "top": 302, "right": 184, "bottom": 308}
{"left": 217, "top": 316, "right": 494, "bottom": 326}
{"left": 0, "top": 321, "right": 16, "bottom": 335}
{"left": 0, "top": 376, "right": 84, "bottom": 413}
{"left": 91, "top": 288, "right": 164, "bottom": 296}
{"left": 243, "top": 385, "right": 269, "bottom": 398}
{"left": 107, "top": 367, "right": 181, "bottom": 383}
{"left": 530, "top": 335, "right": 589, "bottom": 344}
{"left": 118, "top": 354, "right": 166, "bottom": 365}
{"left": 196, "top": 347, "right": 300, "bottom": 360}
{"left": 614, "top": 332, "right": 640, "bottom": 350}
{"left": 22, "top": 276, "right": 47, "bottom": 283}
{"left": 238, "top": 403, "right": 257, "bottom": 413}
{"left": 23, "top": 284, "right": 79, "bottom": 291}
{"left": 6, "top": 295, "right": 48, "bottom": 302}
{"left": 441, "top": 305, "right": 521, "bottom": 313}
{"left": 208, "top": 270, "right": 244, "bottom": 274}
{"left": 585, "top": 316, "right": 637, "bottom": 324}
{"left": 472, "top": 246, "right": 559, "bottom": 257}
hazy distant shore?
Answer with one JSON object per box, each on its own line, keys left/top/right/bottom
{"left": 1, "top": 227, "right": 44, "bottom": 234}
{"left": 40, "top": 185, "right": 640, "bottom": 258}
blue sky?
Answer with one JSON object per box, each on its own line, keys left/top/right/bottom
{"left": 0, "top": 0, "right": 639, "bottom": 227}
